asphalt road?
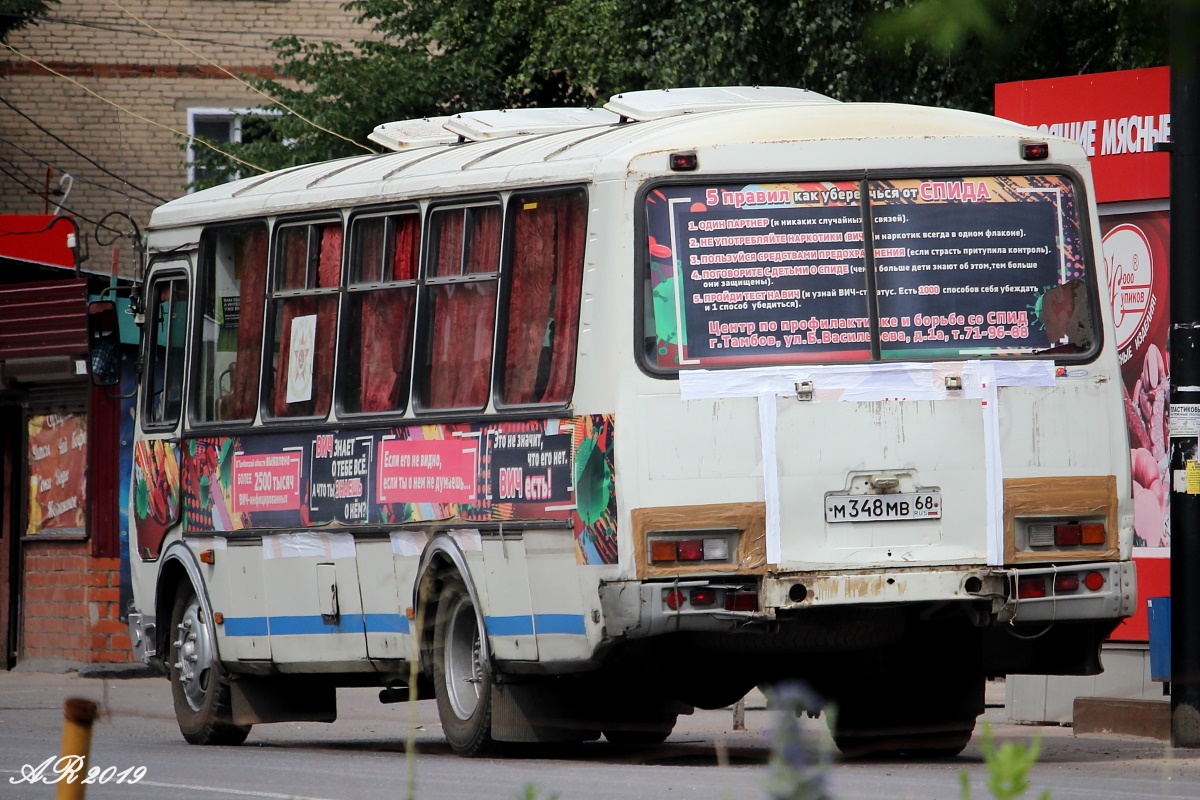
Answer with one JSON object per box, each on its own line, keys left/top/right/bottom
{"left": 2, "top": 670, "right": 1199, "bottom": 800}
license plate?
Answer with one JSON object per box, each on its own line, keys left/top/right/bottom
{"left": 825, "top": 492, "right": 942, "bottom": 522}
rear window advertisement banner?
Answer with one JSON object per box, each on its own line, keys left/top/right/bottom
{"left": 869, "top": 175, "right": 1090, "bottom": 358}
{"left": 645, "top": 182, "right": 871, "bottom": 369}
{"left": 644, "top": 175, "right": 1093, "bottom": 367}
{"left": 181, "top": 415, "right": 617, "bottom": 565}
{"left": 1102, "top": 211, "right": 1170, "bottom": 548}
{"left": 26, "top": 413, "right": 88, "bottom": 533}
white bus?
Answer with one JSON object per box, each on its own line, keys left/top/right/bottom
{"left": 95, "top": 86, "right": 1135, "bottom": 758}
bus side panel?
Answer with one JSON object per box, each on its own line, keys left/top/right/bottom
{"left": 524, "top": 528, "right": 592, "bottom": 662}
{"left": 358, "top": 537, "right": 414, "bottom": 662}
{"left": 211, "top": 540, "right": 272, "bottom": 661}
{"left": 481, "top": 537, "right": 539, "bottom": 660}
{"left": 260, "top": 533, "right": 370, "bottom": 670}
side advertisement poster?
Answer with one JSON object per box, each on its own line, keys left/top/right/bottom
{"left": 1102, "top": 210, "right": 1171, "bottom": 549}
{"left": 25, "top": 413, "right": 88, "bottom": 533}
{"left": 178, "top": 415, "right": 617, "bottom": 566}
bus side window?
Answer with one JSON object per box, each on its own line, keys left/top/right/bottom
{"left": 266, "top": 221, "right": 342, "bottom": 419}
{"left": 498, "top": 190, "right": 586, "bottom": 407}
{"left": 194, "top": 224, "right": 268, "bottom": 423}
{"left": 143, "top": 275, "right": 188, "bottom": 428}
{"left": 418, "top": 204, "right": 501, "bottom": 411}
{"left": 340, "top": 212, "right": 419, "bottom": 414}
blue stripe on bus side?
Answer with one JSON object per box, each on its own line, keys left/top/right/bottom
{"left": 223, "top": 613, "right": 583, "bottom": 637}
{"left": 224, "top": 616, "right": 269, "bottom": 637}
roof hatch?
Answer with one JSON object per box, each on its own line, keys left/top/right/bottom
{"left": 604, "top": 86, "right": 837, "bottom": 121}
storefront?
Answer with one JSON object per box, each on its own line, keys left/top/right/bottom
{"left": 995, "top": 66, "right": 1171, "bottom": 721}
{"left": 0, "top": 214, "right": 133, "bottom": 669}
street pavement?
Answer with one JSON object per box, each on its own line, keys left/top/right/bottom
{"left": 2, "top": 669, "right": 1200, "bottom": 799}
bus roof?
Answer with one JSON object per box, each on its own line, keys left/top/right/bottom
{"left": 153, "top": 91, "right": 1071, "bottom": 231}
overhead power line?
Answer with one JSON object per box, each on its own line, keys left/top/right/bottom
{"left": 0, "top": 42, "right": 269, "bottom": 175}
{"left": 105, "top": 0, "right": 376, "bottom": 156}
{"left": 0, "top": 95, "right": 169, "bottom": 204}
{"left": 0, "top": 132, "right": 158, "bottom": 207}
{"left": 0, "top": 10, "right": 360, "bottom": 45}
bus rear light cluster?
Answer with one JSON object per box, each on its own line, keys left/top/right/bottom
{"left": 660, "top": 586, "right": 758, "bottom": 612}
{"left": 648, "top": 535, "right": 732, "bottom": 564}
{"left": 1028, "top": 521, "right": 1106, "bottom": 548}
{"left": 1017, "top": 570, "right": 1105, "bottom": 600}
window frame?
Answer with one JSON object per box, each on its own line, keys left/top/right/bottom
{"left": 140, "top": 267, "right": 190, "bottom": 432}
{"left": 493, "top": 186, "right": 589, "bottom": 411}
{"left": 186, "top": 107, "right": 278, "bottom": 190}
{"left": 336, "top": 205, "right": 422, "bottom": 417}
{"left": 412, "top": 196, "right": 504, "bottom": 415}
{"left": 189, "top": 219, "right": 271, "bottom": 429}
{"left": 262, "top": 214, "right": 345, "bottom": 422}
{"left": 635, "top": 166, "right": 1104, "bottom": 378}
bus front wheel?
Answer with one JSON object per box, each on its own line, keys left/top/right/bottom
{"left": 432, "top": 577, "right": 493, "bottom": 755}
{"left": 167, "top": 582, "right": 250, "bottom": 746}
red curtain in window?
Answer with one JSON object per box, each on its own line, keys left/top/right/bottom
{"left": 428, "top": 208, "right": 499, "bottom": 409}
{"left": 504, "top": 195, "right": 585, "bottom": 405}
{"left": 229, "top": 228, "right": 267, "bottom": 420}
{"left": 542, "top": 197, "right": 585, "bottom": 401}
{"left": 359, "top": 219, "right": 416, "bottom": 412}
{"left": 505, "top": 204, "right": 554, "bottom": 403}
{"left": 312, "top": 225, "right": 341, "bottom": 415}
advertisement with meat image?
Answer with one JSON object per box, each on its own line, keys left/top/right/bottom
{"left": 1102, "top": 211, "right": 1170, "bottom": 548}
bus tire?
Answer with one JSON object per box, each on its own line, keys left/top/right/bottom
{"left": 432, "top": 577, "right": 493, "bottom": 756}
{"left": 168, "top": 582, "right": 250, "bottom": 746}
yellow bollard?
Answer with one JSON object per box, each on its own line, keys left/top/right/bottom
{"left": 56, "top": 697, "right": 99, "bottom": 800}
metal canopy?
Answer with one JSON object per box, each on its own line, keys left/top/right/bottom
{"left": 604, "top": 86, "right": 837, "bottom": 121}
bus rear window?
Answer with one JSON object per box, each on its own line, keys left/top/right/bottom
{"left": 642, "top": 174, "right": 1095, "bottom": 370}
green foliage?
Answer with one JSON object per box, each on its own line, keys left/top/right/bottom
{"left": 190, "top": 0, "right": 1167, "bottom": 188}
{"left": 765, "top": 684, "right": 833, "bottom": 800}
{"left": 514, "top": 785, "right": 559, "bottom": 800}
{"left": 0, "top": 0, "right": 56, "bottom": 43}
{"left": 960, "top": 724, "right": 1051, "bottom": 800}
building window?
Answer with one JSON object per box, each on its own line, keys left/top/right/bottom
{"left": 187, "top": 108, "right": 274, "bottom": 190}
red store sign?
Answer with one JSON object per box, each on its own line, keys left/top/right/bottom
{"left": 995, "top": 66, "right": 1170, "bottom": 203}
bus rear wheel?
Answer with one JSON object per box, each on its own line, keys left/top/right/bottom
{"left": 168, "top": 582, "right": 250, "bottom": 746}
{"left": 432, "top": 578, "right": 493, "bottom": 755}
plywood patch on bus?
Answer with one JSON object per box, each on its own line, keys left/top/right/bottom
{"left": 631, "top": 502, "right": 767, "bottom": 579}
{"left": 1002, "top": 475, "right": 1119, "bottom": 563}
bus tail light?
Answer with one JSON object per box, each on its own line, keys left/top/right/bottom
{"left": 1017, "top": 575, "right": 1047, "bottom": 599}
{"left": 1080, "top": 523, "right": 1106, "bottom": 545}
{"left": 664, "top": 589, "right": 686, "bottom": 610}
{"left": 690, "top": 588, "right": 717, "bottom": 607}
{"left": 1084, "top": 571, "right": 1105, "bottom": 591}
{"left": 724, "top": 591, "right": 758, "bottom": 612}
{"left": 1022, "top": 141, "right": 1049, "bottom": 160}
{"left": 677, "top": 539, "right": 704, "bottom": 561}
{"left": 650, "top": 540, "right": 677, "bottom": 562}
{"left": 1054, "top": 524, "right": 1082, "bottom": 546}
{"left": 1054, "top": 573, "right": 1080, "bottom": 593}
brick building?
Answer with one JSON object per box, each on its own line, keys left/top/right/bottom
{"left": 0, "top": 1, "right": 369, "bottom": 668}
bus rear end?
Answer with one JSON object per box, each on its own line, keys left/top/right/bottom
{"left": 615, "top": 108, "right": 1133, "bottom": 756}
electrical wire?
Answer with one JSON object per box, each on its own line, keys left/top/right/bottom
{"left": 0, "top": 10, "right": 360, "bottom": 45}
{"left": 0, "top": 133, "right": 158, "bottom": 207}
{"left": 1, "top": 42, "right": 268, "bottom": 175}
{"left": 105, "top": 0, "right": 376, "bottom": 156}
{"left": 0, "top": 161, "right": 123, "bottom": 234}
{"left": 0, "top": 96, "right": 169, "bottom": 203}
